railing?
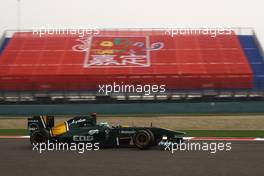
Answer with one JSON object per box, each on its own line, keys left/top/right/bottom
{"left": 0, "top": 90, "right": 264, "bottom": 104}
{"left": 0, "top": 27, "right": 257, "bottom": 38}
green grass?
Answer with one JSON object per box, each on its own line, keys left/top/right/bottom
{"left": 0, "top": 129, "right": 264, "bottom": 137}
{"left": 0, "top": 129, "right": 28, "bottom": 136}
{"left": 99, "top": 113, "right": 264, "bottom": 117}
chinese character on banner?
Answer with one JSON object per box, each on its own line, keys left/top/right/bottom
{"left": 88, "top": 55, "right": 120, "bottom": 66}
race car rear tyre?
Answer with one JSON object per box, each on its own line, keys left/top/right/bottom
{"left": 133, "top": 130, "right": 154, "bottom": 149}
{"left": 30, "top": 129, "right": 50, "bottom": 145}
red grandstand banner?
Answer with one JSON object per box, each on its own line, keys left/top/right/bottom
{"left": 0, "top": 31, "right": 254, "bottom": 91}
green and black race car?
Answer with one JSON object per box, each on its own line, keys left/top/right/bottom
{"left": 28, "top": 113, "right": 185, "bottom": 149}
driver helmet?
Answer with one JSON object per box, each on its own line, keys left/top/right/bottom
{"left": 91, "top": 112, "right": 97, "bottom": 118}
{"left": 99, "top": 122, "right": 109, "bottom": 127}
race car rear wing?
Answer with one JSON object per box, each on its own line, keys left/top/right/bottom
{"left": 28, "top": 116, "right": 54, "bottom": 133}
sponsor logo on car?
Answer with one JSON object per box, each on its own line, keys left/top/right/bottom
{"left": 120, "top": 130, "right": 136, "bottom": 134}
{"left": 73, "top": 135, "right": 94, "bottom": 142}
{"left": 88, "top": 129, "right": 99, "bottom": 135}
{"left": 68, "top": 119, "right": 86, "bottom": 126}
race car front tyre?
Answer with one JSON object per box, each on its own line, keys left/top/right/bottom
{"left": 133, "top": 130, "right": 154, "bottom": 149}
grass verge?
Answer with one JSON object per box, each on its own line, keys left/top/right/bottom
{"left": 0, "top": 129, "right": 28, "bottom": 136}
{"left": 0, "top": 129, "right": 264, "bottom": 137}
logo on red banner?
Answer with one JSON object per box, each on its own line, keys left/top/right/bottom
{"left": 72, "top": 36, "right": 164, "bottom": 68}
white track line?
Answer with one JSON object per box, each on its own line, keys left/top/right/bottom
{"left": 255, "top": 138, "right": 264, "bottom": 141}
{"left": 0, "top": 136, "right": 29, "bottom": 139}
{"left": 0, "top": 136, "right": 264, "bottom": 141}
{"left": 183, "top": 137, "right": 264, "bottom": 141}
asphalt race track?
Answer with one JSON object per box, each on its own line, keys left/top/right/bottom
{"left": 0, "top": 139, "right": 263, "bottom": 176}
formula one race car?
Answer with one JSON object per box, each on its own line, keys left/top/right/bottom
{"left": 28, "top": 113, "right": 185, "bottom": 149}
